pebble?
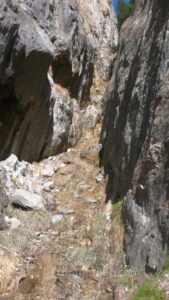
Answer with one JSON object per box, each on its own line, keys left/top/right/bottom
{"left": 87, "top": 198, "right": 97, "bottom": 204}
{"left": 42, "top": 166, "right": 55, "bottom": 177}
{"left": 10, "top": 217, "right": 22, "bottom": 229}
{"left": 96, "top": 173, "right": 104, "bottom": 183}
{"left": 43, "top": 181, "right": 54, "bottom": 191}
{"left": 51, "top": 214, "right": 64, "bottom": 224}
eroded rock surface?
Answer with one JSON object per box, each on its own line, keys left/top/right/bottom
{"left": 0, "top": 0, "right": 117, "bottom": 162}
{"left": 23, "top": 0, "right": 118, "bottom": 101}
{"left": 100, "top": 0, "right": 169, "bottom": 272}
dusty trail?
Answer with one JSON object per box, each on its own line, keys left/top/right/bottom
{"left": 0, "top": 125, "right": 123, "bottom": 300}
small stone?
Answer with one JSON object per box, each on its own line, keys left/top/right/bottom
{"left": 79, "top": 184, "right": 91, "bottom": 191}
{"left": 86, "top": 198, "right": 97, "bottom": 204}
{"left": 67, "top": 148, "right": 73, "bottom": 153}
{"left": 59, "top": 163, "right": 67, "bottom": 169}
{"left": 42, "top": 166, "right": 55, "bottom": 177}
{"left": 4, "top": 216, "right": 10, "bottom": 224}
{"left": 51, "top": 214, "right": 64, "bottom": 224}
{"left": 43, "top": 181, "right": 54, "bottom": 191}
{"left": 58, "top": 208, "right": 75, "bottom": 215}
{"left": 34, "top": 185, "right": 44, "bottom": 195}
{"left": 96, "top": 173, "right": 104, "bottom": 183}
{"left": 10, "top": 217, "right": 22, "bottom": 229}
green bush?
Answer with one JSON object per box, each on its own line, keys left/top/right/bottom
{"left": 130, "top": 279, "right": 166, "bottom": 300}
{"left": 118, "top": 0, "right": 135, "bottom": 28}
{"left": 162, "top": 256, "right": 169, "bottom": 273}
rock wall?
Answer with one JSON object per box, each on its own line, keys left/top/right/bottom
{"left": 23, "top": 0, "right": 118, "bottom": 102}
{"left": 100, "top": 0, "right": 169, "bottom": 272}
{"left": 0, "top": 0, "right": 117, "bottom": 162}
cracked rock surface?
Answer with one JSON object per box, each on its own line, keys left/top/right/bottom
{"left": 100, "top": 0, "right": 169, "bottom": 272}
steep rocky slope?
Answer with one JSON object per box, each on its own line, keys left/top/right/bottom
{"left": 0, "top": 0, "right": 117, "bottom": 162}
{"left": 101, "top": 0, "right": 169, "bottom": 272}
{"left": 0, "top": 126, "right": 126, "bottom": 300}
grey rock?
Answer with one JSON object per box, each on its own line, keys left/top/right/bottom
{"left": 68, "top": 99, "right": 83, "bottom": 146}
{"left": 0, "top": 186, "right": 9, "bottom": 230}
{"left": 100, "top": 0, "right": 169, "bottom": 272}
{"left": 11, "top": 189, "right": 45, "bottom": 211}
{"left": 83, "top": 105, "right": 100, "bottom": 130}
{"left": 0, "top": 154, "right": 33, "bottom": 193}
{"left": 0, "top": 0, "right": 54, "bottom": 162}
{"left": 51, "top": 214, "right": 64, "bottom": 224}
{"left": 5, "top": 154, "right": 18, "bottom": 170}
{"left": 0, "top": 188, "right": 8, "bottom": 214}
{"left": 0, "top": 214, "right": 8, "bottom": 230}
{"left": 96, "top": 174, "right": 104, "bottom": 183}
{"left": 43, "top": 86, "right": 73, "bottom": 157}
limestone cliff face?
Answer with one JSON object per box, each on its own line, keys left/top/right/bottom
{"left": 101, "top": 0, "right": 169, "bottom": 272}
{"left": 0, "top": 0, "right": 117, "bottom": 161}
{"left": 23, "top": 0, "right": 118, "bottom": 101}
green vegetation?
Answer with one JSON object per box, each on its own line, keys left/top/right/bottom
{"left": 129, "top": 256, "right": 169, "bottom": 300}
{"left": 162, "top": 256, "right": 169, "bottom": 273}
{"left": 130, "top": 279, "right": 166, "bottom": 300}
{"left": 118, "top": 0, "right": 135, "bottom": 29}
{"left": 116, "top": 269, "right": 141, "bottom": 289}
{"left": 112, "top": 44, "right": 119, "bottom": 54}
{"left": 111, "top": 201, "right": 123, "bottom": 227}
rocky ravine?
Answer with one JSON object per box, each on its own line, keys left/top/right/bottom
{"left": 101, "top": 0, "right": 169, "bottom": 272}
{"left": 0, "top": 126, "right": 126, "bottom": 300}
{"left": 0, "top": 0, "right": 118, "bottom": 162}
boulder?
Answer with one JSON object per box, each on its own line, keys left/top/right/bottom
{"left": 11, "top": 189, "right": 45, "bottom": 211}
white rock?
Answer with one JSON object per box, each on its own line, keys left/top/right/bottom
{"left": 42, "top": 166, "right": 55, "bottom": 177}
{"left": 96, "top": 173, "right": 104, "bottom": 183}
{"left": 10, "top": 217, "right": 22, "bottom": 229}
{"left": 11, "top": 189, "right": 45, "bottom": 211}
{"left": 67, "top": 148, "right": 73, "bottom": 153}
{"left": 43, "top": 181, "right": 54, "bottom": 191}
{"left": 34, "top": 185, "right": 44, "bottom": 195}
{"left": 4, "top": 216, "right": 10, "bottom": 224}
{"left": 59, "top": 163, "right": 67, "bottom": 169}
{"left": 51, "top": 214, "right": 64, "bottom": 224}
{"left": 5, "top": 154, "right": 18, "bottom": 170}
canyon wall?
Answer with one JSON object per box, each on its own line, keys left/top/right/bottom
{"left": 101, "top": 0, "right": 169, "bottom": 272}
{"left": 0, "top": 0, "right": 118, "bottom": 161}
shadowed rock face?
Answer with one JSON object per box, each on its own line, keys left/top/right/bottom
{"left": 100, "top": 0, "right": 169, "bottom": 272}
{"left": 0, "top": 0, "right": 54, "bottom": 162}
{"left": 0, "top": 0, "right": 117, "bottom": 162}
